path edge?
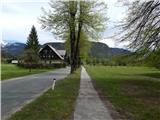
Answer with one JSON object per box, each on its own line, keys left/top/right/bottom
{"left": 84, "top": 66, "right": 128, "bottom": 120}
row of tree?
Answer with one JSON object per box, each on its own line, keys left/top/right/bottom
{"left": 39, "top": 1, "right": 107, "bottom": 73}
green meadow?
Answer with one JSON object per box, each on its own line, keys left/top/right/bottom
{"left": 1, "top": 64, "right": 53, "bottom": 80}
{"left": 86, "top": 66, "right": 160, "bottom": 120}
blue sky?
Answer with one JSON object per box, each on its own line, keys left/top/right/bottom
{"left": 1, "top": 0, "right": 130, "bottom": 48}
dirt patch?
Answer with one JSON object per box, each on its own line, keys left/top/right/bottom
{"left": 122, "top": 81, "right": 160, "bottom": 108}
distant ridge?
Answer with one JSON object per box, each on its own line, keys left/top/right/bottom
{"left": 1, "top": 42, "right": 26, "bottom": 56}
{"left": 1, "top": 42, "right": 131, "bottom": 58}
{"left": 110, "top": 47, "right": 131, "bottom": 56}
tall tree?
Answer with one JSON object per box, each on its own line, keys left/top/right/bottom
{"left": 118, "top": 0, "right": 160, "bottom": 54}
{"left": 26, "top": 25, "right": 40, "bottom": 53}
{"left": 39, "top": 1, "right": 107, "bottom": 73}
{"left": 21, "top": 25, "right": 40, "bottom": 71}
{"left": 75, "top": 1, "right": 107, "bottom": 68}
{"left": 40, "top": 1, "right": 77, "bottom": 73}
{"left": 69, "top": 1, "right": 77, "bottom": 73}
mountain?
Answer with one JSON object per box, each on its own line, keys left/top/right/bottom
{"left": 1, "top": 42, "right": 26, "bottom": 57}
{"left": 89, "top": 42, "right": 110, "bottom": 58}
{"left": 110, "top": 48, "right": 131, "bottom": 56}
{"left": 88, "top": 42, "right": 131, "bottom": 58}
{"left": 1, "top": 42, "right": 131, "bottom": 58}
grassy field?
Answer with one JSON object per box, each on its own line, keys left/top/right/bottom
{"left": 8, "top": 69, "right": 80, "bottom": 120}
{"left": 86, "top": 66, "right": 160, "bottom": 120}
{"left": 1, "top": 64, "right": 54, "bottom": 80}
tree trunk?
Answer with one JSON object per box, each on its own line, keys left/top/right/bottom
{"left": 70, "top": 19, "right": 76, "bottom": 73}
{"left": 29, "top": 63, "right": 31, "bottom": 72}
{"left": 75, "top": 21, "right": 82, "bottom": 68}
{"left": 69, "top": 1, "right": 77, "bottom": 74}
{"left": 75, "top": 22, "right": 82, "bottom": 68}
{"left": 76, "top": 47, "right": 81, "bottom": 68}
{"left": 75, "top": 2, "right": 83, "bottom": 69}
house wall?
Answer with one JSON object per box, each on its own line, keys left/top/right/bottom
{"left": 39, "top": 45, "right": 62, "bottom": 61}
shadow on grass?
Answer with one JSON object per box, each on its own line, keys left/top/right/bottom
{"left": 141, "top": 72, "right": 160, "bottom": 78}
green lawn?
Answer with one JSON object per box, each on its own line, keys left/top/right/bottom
{"left": 86, "top": 65, "right": 160, "bottom": 120}
{"left": 1, "top": 64, "right": 54, "bottom": 80}
{"left": 8, "top": 69, "right": 80, "bottom": 120}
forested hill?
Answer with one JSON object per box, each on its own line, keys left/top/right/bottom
{"left": 1, "top": 41, "right": 131, "bottom": 58}
{"left": 89, "top": 42, "right": 110, "bottom": 58}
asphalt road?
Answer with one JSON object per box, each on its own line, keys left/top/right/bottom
{"left": 1, "top": 67, "right": 70, "bottom": 120}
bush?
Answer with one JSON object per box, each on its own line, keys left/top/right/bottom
{"left": 146, "top": 50, "right": 160, "bottom": 69}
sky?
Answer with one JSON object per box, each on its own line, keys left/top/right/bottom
{"left": 1, "top": 0, "right": 130, "bottom": 48}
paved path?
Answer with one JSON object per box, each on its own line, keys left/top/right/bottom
{"left": 1, "top": 67, "right": 70, "bottom": 120}
{"left": 74, "top": 66, "right": 113, "bottom": 120}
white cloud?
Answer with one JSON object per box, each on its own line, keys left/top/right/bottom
{"left": 100, "top": 38, "right": 129, "bottom": 48}
{"left": 100, "top": 38, "right": 115, "bottom": 47}
{"left": 1, "top": 0, "right": 130, "bottom": 49}
{"left": 1, "top": 0, "right": 58, "bottom": 44}
{"left": 2, "top": 0, "right": 49, "bottom": 3}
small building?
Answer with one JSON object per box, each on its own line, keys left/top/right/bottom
{"left": 11, "top": 60, "right": 18, "bottom": 64}
{"left": 39, "top": 44, "right": 67, "bottom": 64}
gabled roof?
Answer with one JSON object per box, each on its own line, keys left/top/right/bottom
{"left": 39, "top": 44, "right": 64, "bottom": 60}
{"left": 57, "top": 50, "right": 66, "bottom": 56}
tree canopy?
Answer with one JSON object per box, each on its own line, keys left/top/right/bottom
{"left": 119, "top": 0, "right": 160, "bottom": 54}
{"left": 21, "top": 49, "right": 40, "bottom": 72}
{"left": 39, "top": 1, "right": 107, "bottom": 73}
{"left": 26, "top": 25, "right": 40, "bottom": 53}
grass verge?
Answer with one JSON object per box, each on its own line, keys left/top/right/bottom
{"left": 1, "top": 64, "right": 54, "bottom": 80}
{"left": 7, "top": 69, "right": 80, "bottom": 120}
{"left": 86, "top": 65, "right": 160, "bottom": 120}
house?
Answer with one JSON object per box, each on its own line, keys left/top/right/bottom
{"left": 39, "top": 44, "right": 67, "bottom": 64}
{"left": 11, "top": 60, "right": 18, "bottom": 64}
